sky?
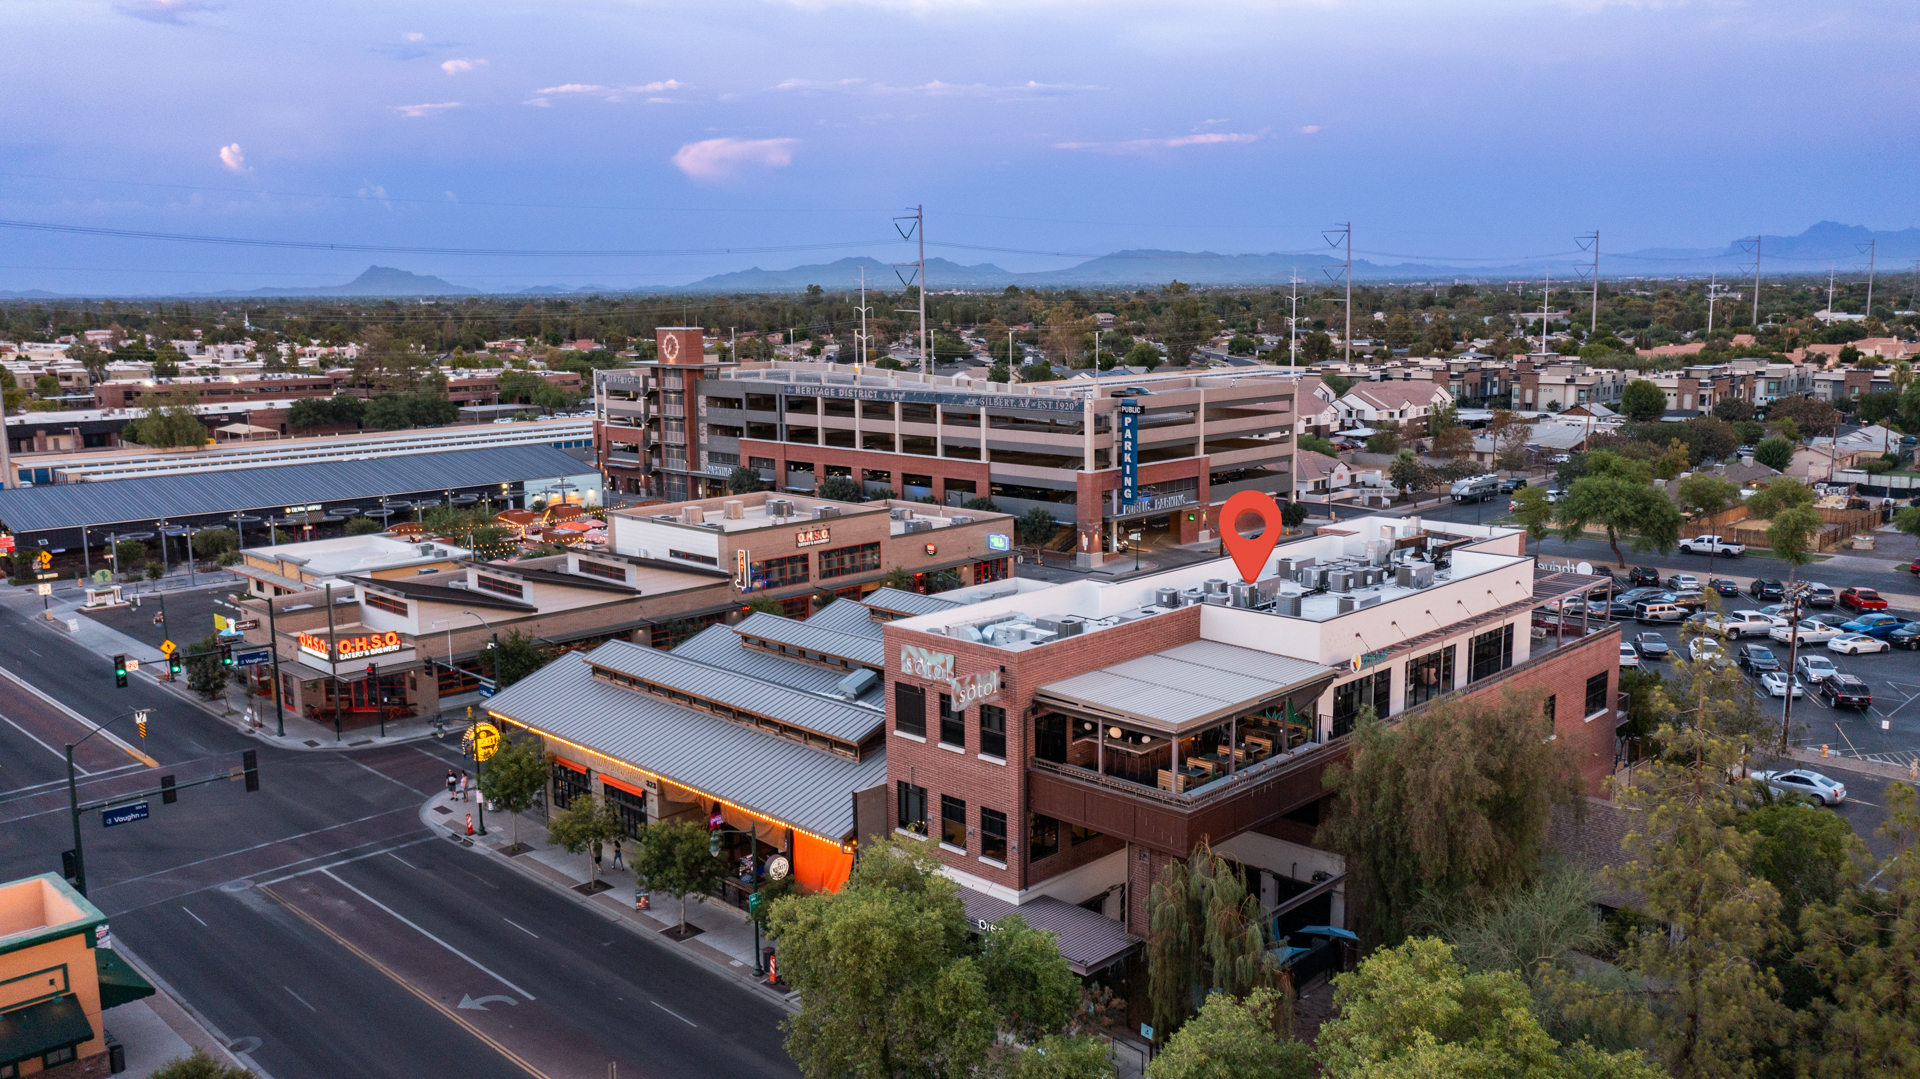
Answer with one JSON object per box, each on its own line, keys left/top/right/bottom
{"left": 3, "top": 0, "right": 1917, "bottom": 294}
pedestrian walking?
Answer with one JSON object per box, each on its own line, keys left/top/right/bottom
{"left": 612, "top": 839, "right": 624, "bottom": 869}
{"left": 592, "top": 843, "right": 603, "bottom": 877}
{"left": 458, "top": 771, "right": 470, "bottom": 803}
{"left": 445, "top": 769, "right": 458, "bottom": 800}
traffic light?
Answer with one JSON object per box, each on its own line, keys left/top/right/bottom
{"left": 167, "top": 655, "right": 182, "bottom": 679}
{"left": 61, "top": 849, "right": 77, "bottom": 882}
{"left": 113, "top": 654, "right": 128, "bottom": 688}
{"left": 160, "top": 775, "right": 177, "bottom": 804}
{"left": 242, "top": 750, "right": 259, "bottom": 793}
{"left": 220, "top": 645, "right": 233, "bottom": 668}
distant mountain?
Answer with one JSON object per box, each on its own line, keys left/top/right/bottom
{"left": 0, "top": 288, "right": 59, "bottom": 298}
{"left": 247, "top": 265, "right": 478, "bottom": 297}
{"left": 684, "top": 256, "right": 1020, "bottom": 292}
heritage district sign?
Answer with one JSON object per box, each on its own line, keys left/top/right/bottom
{"left": 298, "top": 630, "right": 404, "bottom": 662}
{"left": 899, "top": 644, "right": 1002, "bottom": 710}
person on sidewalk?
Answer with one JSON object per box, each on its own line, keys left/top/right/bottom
{"left": 445, "top": 769, "right": 458, "bottom": 800}
{"left": 611, "top": 839, "right": 624, "bottom": 869}
{"left": 592, "top": 842, "right": 603, "bottom": 878}
{"left": 458, "top": 771, "right": 470, "bottom": 802}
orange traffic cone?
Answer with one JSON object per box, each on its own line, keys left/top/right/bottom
{"left": 466, "top": 813, "right": 474, "bottom": 836}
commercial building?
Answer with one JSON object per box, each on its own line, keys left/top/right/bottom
{"left": 227, "top": 533, "right": 473, "bottom": 598}
{"left": 88, "top": 370, "right": 582, "bottom": 411}
{"left": 877, "top": 515, "right": 1620, "bottom": 949}
{"left": 596, "top": 329, "right": 1301, "bottom": 566}
{"left": 0, "top": 873, "right": 154, "bottom": 1078}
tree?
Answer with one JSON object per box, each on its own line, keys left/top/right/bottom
{"left": 1555, "top": 451, "right": 1682, "bottom": 567}
{"left": 1017, "top": 506, "right": 1057, "bottom": 545}
{"left": 818, "top": 474, "right": 864, "bottom": 502}
{"left": 1620, "top": 379, "right": 1668, "bottom": 422}
{"left": 1316, "top": 938, "right": 1661, "bottom": 1079}
{"left": 1147, "top": 843, "right": 1279, "bottom": 1037}
{"left": 1365, "top": 418, "right": 1402, "bottom": 454}
{"left": 1675, "top": 472, "right": 1741, "bottom": 525}
{"left": 1747, "top": 478, "right": 1819, "bottom": 570}
{"left": 545, "top": 792, "right": 624, "bottom": 885}
{"left": 726, "top": 465, "right": 766, "bottom": 494}
{"left": 287, "top": 394, "right": 366, "bottom": 431}
{"left": 475, "top": 731, "right": 547, "bottom": 851}
{"left": 1712, "top": 397, "right": 1755, "bottom": 422}
{"left": 1317, "top": 687, "right": 1583, "bottom": 950}
{"left": 1226, "top": 332, "right": 1258, "bottom": 356}
{"left": 343, "top": 516, "right": 382, "bottom": 536}
{"left": 1125, "top": 341, "right": 1163, "bottom": 370}
{"left": 1740, "top": 802, "right": 1854, "bottom": 924}
{"left": 962, "top": 495, "right": 1001, "bottom": 512}
{"left": 185, "top": 632, "right": 231, "bottom": 701}
{"left": 1796, "top": 780, "right": 1920, "bottom": 1078}
{"left": 491, "top": 629, "right": 552, "bottom": 687}
{"left": 1510, "top": 484, "right": 1554, "bottom": 554}
{"left": 150, "top": 1048, "right": 253, "bottom": 1079}
{"left": 1769, "top": 396, "right": 1839, "bottom": 439}
{"left": 1008, "top": 1034, "right": 1114, "bottom": 1079}
{"left": 69, "top": 339, "right": 111, "bottom": 382}
{"left": 1388, "top": 449, "right": 1429, "bottom": 500}
{"left": 1752, "top": 436, "right": 1794, "bottom": 472}
{"left": 1297, "top": 434, "right": 1338, "bottom": 456}
{"left": 112, "top": 538, "right": 147, "bottom": 573}
{"left": 768, "top": 841, "right": 1081, "bottom": 1079}
{"left": 150, "top": 348, "right": 180, "bottom": 378}
{"left": 122, "top": 388, "right": 207, "bottom": 449}
{"left": 1419, "top": 866, "right": 1608, "bottom": 989}
{"left": 1156, "top": 291, "right": 1211, "bottom": 367}
{"left": 1149, "top": 988, "right": 1311, "bottom": 1079}
{"left": 632, "top": 818, "right": 724, "bottom": 931}
{"left": 190, "top": 528, "right": 236, "bottom": 558}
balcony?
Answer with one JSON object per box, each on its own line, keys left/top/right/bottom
{"left": 1037, "top": 706, "right": 1328, "bottom": 799}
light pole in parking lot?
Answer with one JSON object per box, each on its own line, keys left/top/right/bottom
{"left": 1780, "top": 580, "right": 1810, "bottom": 753}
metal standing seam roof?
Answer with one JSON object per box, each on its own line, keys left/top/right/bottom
{"left": 0, "top": 444, "right": 593, "bottom": 534}
{"left": 670, "top": 624, "right": 863, "bottom": 697}
{"left": 345, "top": 575, "right": 535, "bottom": 611}
{"left": 486, "top": 653, "right": 885, "bottom": 841}
{"left": 796, "top": 599, "right": 885, "bottom": 639}
{"left": 587, "top": 638, "right": 884, "bottom": 743}
{"left": 1035, "top": 639, "right": 1336, "bottom": 732}
{"left": 957, "top": 890, "right": 1140, "bottom": 976}
{"left": 732, "top": 610, "right": 886, "bottom": 668}
{"left": 862, "top": 586, "right": 961, "bottom": 618}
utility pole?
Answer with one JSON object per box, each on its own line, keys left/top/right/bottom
{"left": 1288, "top": 269, "right": 1300, "bottom": 369}
{"left": 1742, "top": 234, "right": 1763, "bottom": 329}
{"left": 1706, "top": 273, "right": 1729, "bottom": 337}
{"left": 1539, "top": 270, "right": 1552, "bottom": 356}
{"left": 892, "top": 205, "right": 928, "bottom": 373}
{"left": 1861, "top": 238, "right": 1878, "bottom": 321}
{"left": 855, "top": 266, "right": 871, "bottom": 365}
{"left": 1828, "top": 267, "right": 1836, "bottom": 319}
{"left": 1322, "top": 223, "right": 1352, "bottom": 363}
{"left": 1577, "top": 231, "right": 1599, "bottom": 335}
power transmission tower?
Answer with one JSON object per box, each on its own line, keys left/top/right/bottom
{"left": 1288, "top": 269, "right": 1300, "bottom": 369}
{"left": 1736, "top": 234, "right": 1762, "bottom": 328}
{"left": 1859, "top": 237, "right": 1877, "bottom": 321}
{"left": 855, "top": 266, "right": 872, "bottom": 365}
{"left": 1706, "top": 273, "right": 1731, "bottom": 336}
{"left": 1538, "top": 269, "right": 1553, "bottom": 356}
{"left": 1322, "top": 223, "right": 1352, "bottom": 363}
{"left": 892, "top": 206, "right": 928, "bottom": 373}
{"left": 1575, "top": 231, "right": 1599, "bottom": 334}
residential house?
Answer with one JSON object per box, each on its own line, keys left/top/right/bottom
{"left": 1333, "top": 382, "right": 1453, "bottom": 435}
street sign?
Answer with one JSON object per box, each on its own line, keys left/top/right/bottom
{"left": 159, "top": 640, "right": 177, "bottom": 656}
{"left": 231, "top": 619, "right": 260, "bottom": 631}
{"left": 102, "top": 802, "right": 150, "bottom": 828}
{"left": 36, "top": 583, "right": 50, "bottom": 596}
{"left": 35, "top": 551, "right": 51, "bottom": 569}
{"left": 234, "top": 649, "right": 271, "bottom": 667}
{"left": 463, "top": 722, "right": 502, "bottom": 761}
{"left": 766, "top": 854, "right": 791, "bottom": 881}
{"left": 479, "top": 685, "right": 495, "bottom": 698}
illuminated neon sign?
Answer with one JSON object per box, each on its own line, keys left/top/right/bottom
{"left": 299, "top": 630, "right": 403, "bottom": 662}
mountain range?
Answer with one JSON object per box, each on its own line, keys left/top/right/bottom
{"left": 4, "top": 222, "right": 1914, "bottom": 298}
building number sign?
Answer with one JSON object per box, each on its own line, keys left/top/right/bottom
{"left": 299, "top": 630, "right": 403, "bottom": 662}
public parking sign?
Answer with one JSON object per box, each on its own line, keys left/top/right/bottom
{"left": 102, "top": 802, "right": 150, "bottom": 828}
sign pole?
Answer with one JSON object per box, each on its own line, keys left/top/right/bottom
{"left": 267, "top": 594, "right": 285, "bottom": 737}
{"left": 66, "top": 743, "right": 86, "bottom": 896}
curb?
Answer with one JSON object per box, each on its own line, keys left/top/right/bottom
{"left": 413, "top": 795, "right": 800, "bottom": 1012}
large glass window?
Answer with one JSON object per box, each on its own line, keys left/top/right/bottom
{"left": 939, "top": 693, "right": 964, "bottom": 748}
{"left": 1585, "top": 672, "right": 1611, "bottom": 717}
{"left": 1332, "top": 669, "right": 1391, "bottom": 738}
{"left": 895, "top": 683, "right": 926, "bottom": 738}
{"left": 941, "top": 795, "right": 967, "bottom": 851}
{"left": 1467, "top": 624, "right": 1515, "bottom": 684}
{"left": 604, "top": 784, "right": 647, "bottom": 838}
{"left": 819, "top": 541, "right": 881, "bottom": 579}
{"left": 979, "top": 705, "right": 1007, "bottom": 759}
{"left": 1034, "top": 713, "right": 1067, "bottom": 763}
{"left": 750, "top": 553, "right": 809, "bottom": 590}
{"left": 1405, "top": 645, "right": 1455, "bottom": 709}
{"left": 897, "top": 781, "right": 927, "bottom": 835}
{"left": 550, "top": 762, "right": 590, "bottom": 810}
{"left": 1029, "top": 813, "right": 1060, "bottom": 860}
{"left": 980, "top": 808, "right": 1008, "bottom": 863}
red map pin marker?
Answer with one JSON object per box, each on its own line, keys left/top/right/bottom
{"left": 1220, "top": 490, "right": 1287, "bottom": 584}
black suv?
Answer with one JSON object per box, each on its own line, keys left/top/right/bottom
{"left": 1749, "top": 579, "right": 1785, "bottom": 600}
{"left": 1628, "top": 566, "right": 1662, "bottom": 588}
{"left": 1737, "top": 644, "right": 1781, "bottom": 674}
{"left": 1819, "top": 674, "right": 1873, "bottom": 710}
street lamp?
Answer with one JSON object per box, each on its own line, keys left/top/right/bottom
{"left": 65, "top": 709, "right": 148, "bottom": 896}
{"left": 709, "top": 822, "right": 770, "bottom": 976}
{"left": 462, "top": 609, "right": 497, "bottom": 836}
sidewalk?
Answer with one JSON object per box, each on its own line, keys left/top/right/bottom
{"left": 106, "top": 940, "right": 267, "bottom": 1079}
{"left": 418, "top": 789, "right": 795, "bottom": 1005}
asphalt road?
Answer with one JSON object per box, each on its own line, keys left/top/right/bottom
{"left": 0, "top": 593, "right": 799, "bottom": 1079}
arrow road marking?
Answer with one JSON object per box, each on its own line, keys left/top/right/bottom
{"left": 459, "top": 994, "right": 520, "bottom": 1011}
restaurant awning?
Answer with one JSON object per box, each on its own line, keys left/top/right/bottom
{"left": 958, "top": 890, "right": 1140, "bottom": 976}
{"left": 0, "top": 994, "right": 93, "bottom": 1066}
{"left": 95, "top": 948, "right": 157, "bottom": 1009}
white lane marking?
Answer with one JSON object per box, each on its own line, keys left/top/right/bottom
{"left": 252, "top": 837, "right": 437, "bottom": 887}
{"left": 0, "top": 665, "right": 154, "bottom": 766}
{"left": 341, "top": 753, "right": 431, "bottom": 795}
{"left": 652, "top": 1001, "right": 697, "bottom": 1027}
{"left": 503, "top": 918, "right": 539, "bottom": 939}
{"left": 182, "top": 907, "right": 208, "bottom": 927}
{"left": 0, "top": 710, "right": 82, "bottom": 770}
{"left": 100, "top": 809, "right": 421, "bottom": 891}
{"left": 284, "top": 986, "right": 318, "bottom": 1012}
{"left": 388, "top": 852, "right": 418, "bottom": 870}
{"left": 318, "top": 869, "right": 536, "bottom": 1000}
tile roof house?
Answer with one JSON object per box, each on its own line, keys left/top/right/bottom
{"left": 1333, "top": 382, "right": 1454, "bottom": 434}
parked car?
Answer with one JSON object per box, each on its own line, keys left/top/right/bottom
{"left": 1666, "top": 573, "right": 1701, "bottom": 591}
{"left": 1906, "top": 560, "right": 1920, "bottom": 575}
{"left": 1670, "top": 590, "right": 1708, "bottom": 612}
{"left": 1678, "top": 535, "right": 1745, "bottom": 557}
{"left": 1688, "top": 637, "right": 1726, "bottom": 664}
{"left": 1628, "top": 566, "right": 1663, "bottom": 588}
{"left": 1712, "top": 611, "right": 1783, "bottom": 638}
{"left": 1819, "top": 673, "right": 1874, "bottom": 709}
{"left": 1771, "top": 619, "right": 1842, "bottom": 646}
{"left": 1710, "top": 578, "right": 1741, "bottom": 596}
{"left": 1758, "top": 671, "right": 1805, "bottom": 698}
{"left": 1839, "top": 613, "right": 1907, "bottom": 639}
{"left": 1749, "top": 579, "right": 1785, "bottom": 600}
{"left": 1839, "top": 587, "right": 1889, "bottom": 612}
{"left": 1634, "top": 632, "right": 1670, "bottom": 659}
{"left": 1892, "top": 622, "right": 1920, "bottom": 650}
{"left": 1795, "top": 655, "right": 1839, "bottom": 683}
{"left": 1809, "top": 612, "right": 1855, "bottom": 628}
{"left": 1828, "top": 633, "right": 1891, "bottom": 655}
{"left": 1737, "top": 643, "right": 1781, "bottom": 672}
{"left": 1748, "top": 769, "right": 1847, "bottom": 806}
{"left": 1636, "top": 602, "right": 1687, "bottom": 624}
{"left": 1619, "top": 642, "right": 1640, "bottom": 668}
{"left": 1806, "top": 583, "right": 1838, "bottom": 608}
{"left": 1498, "top": 478, "right": 1528, "bottom": 493}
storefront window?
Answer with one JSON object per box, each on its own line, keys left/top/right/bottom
{"left": 1029, "top": 813, "right": 1060, "bottom": 860}
{"left": 604, "top": 785, "right": 647, "bottom": 838}
{"left": 1332, "top": 669, "right": 1391, "bottom": 738}
{"left": 897, "top": 781, "right": 927, "bottom": 835}
{"left": 819, "top": 542, "right": 881, "bottom": 579}
{"left": 1405, "top": 646, "right": 1455, "bottom": 709}
{"left": 1468, "top": 624, "right": 1515, "bottom": 683}
{"left": 750, "top": 553, "right": 809, "bottom": 590}
{"left": 941, "top": 795, "right": 967, "bottom": 851}
{"left": 980, "top": 808, "right": 1007, "bottom": 863}
{"left": 551, "top": 762, "right": 590, "bottom": 810}
{"left": 939, "top": 694, "right": 964, "bottom": 748}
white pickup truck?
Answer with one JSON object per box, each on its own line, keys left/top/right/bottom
{"left": 1711, "top": 611, "right": 1781, "bottom": 639}
{"left": 1678, "top": 534, "right": 1746, "bottom": 557}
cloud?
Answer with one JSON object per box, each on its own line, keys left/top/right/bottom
{"left": 441, "top": 58, "right": 485, "bottom": 74}
{"left": 404, "top": 32, "right": 424, "bottom": 41}
{"left": 523, "top": 97, "right": 551, "bottom": 108}
{"left": 530, "top": 81, "right": 685, "bottom": 102}
{"left": 776, "top": 77, "right": 866, "bottom": 91}
{"left": 392, "top": 102, "right": 462, "bottom": 118}
{"left": 671, "top": 137, "right": 799, "bottom": 182}
{"left": 1299, "top": 124, "right": 1323, "bottom": 134}
{"left": 1055, "top": 132, "right": 1259, "bottom": 154}
{"left": 217, "top": 143, "right": 248, "bottom": 172}
{"left": 536, "top": 83, "right": 609, "bottom": 94}
{"left": 116, "top": 0, "right": 215, "bottom": 24}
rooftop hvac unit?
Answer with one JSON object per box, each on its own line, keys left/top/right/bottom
{"left": 1338, "top": 594, "right": 1382, "bottom": 614}
{"left": 1326, "top": 569, "right": 1352, "bottom": 592}
{"left": 1181, "top": 587, "right": 1207, "bottom": 606}
{"left": 1255, "top": 576, "right": 1286, "bottom": 602}
{"left": 1204, "top": 578, "right": 1229, "bottom": 594}
{"left": 834, "top": 668, "right": 880, "bottom": 700}
{"left": 683, "top": 506, "right": 706, "bottom": 525}
{"left": 653, "top": 513, "right": 678, "bottom": 521}
{"left": 724, "top": 500, "right": 745, "bottom": 520}
{"left": 1274, "top": 592, "right": 1303, "bottom": 616}
{"left": 1155, "top": 586, "right": 1181, "bottom": 608}
{"left": 766, "top": 499, "right": 793, "bottom": 518}
{"left": 890, "top": 507, "right": 909, "bottom": 521}
{"left": 1202, "top": 592, "right": 1230, "bottom": 605}
{"left": 1228, "top": 581, "right": 1258, "bottom": 608}
{"left": 904, "top": 519, "right": 934, "bottom": 534}
{"left": 1055, "top": 616, "right": 1086, "bottom": 637}
{"left": 812, "top": 505, "right": 839, "bottom": 520}
{"left": 950, "top": 515, "right": 974, "bottom": 524}
{"left": 1276, "top": 556, "right": 1315, "bottom": 576}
